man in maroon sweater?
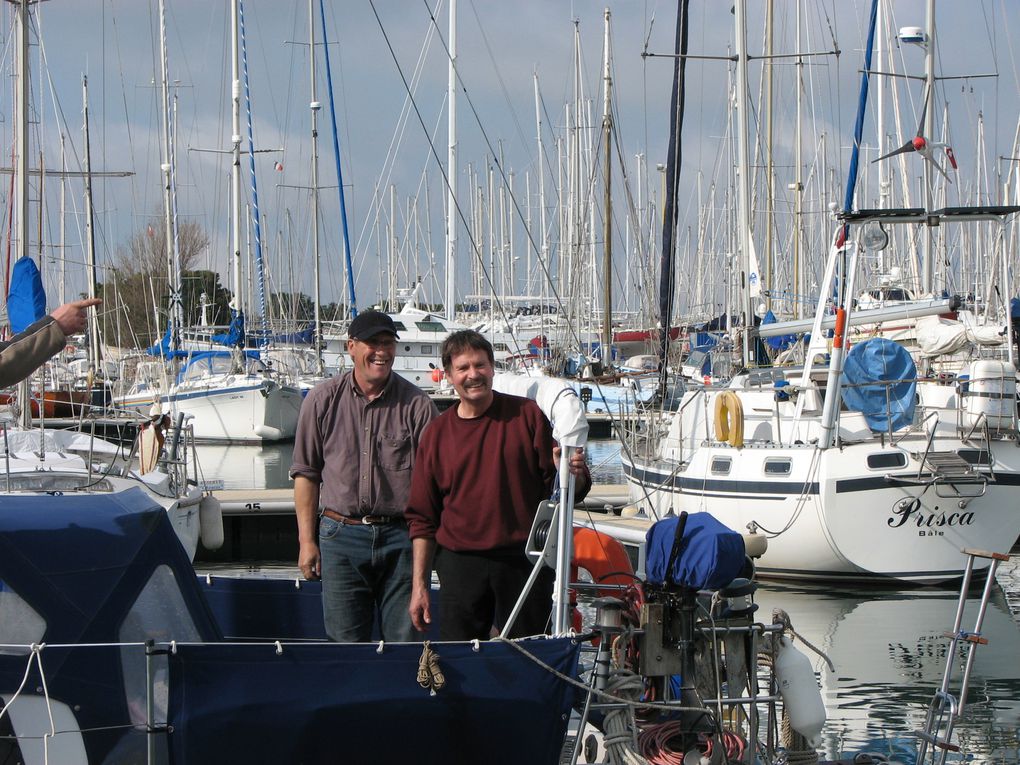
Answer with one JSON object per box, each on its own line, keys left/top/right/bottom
{"left": 406, "top": 330, "right": 590, "bottom": 640}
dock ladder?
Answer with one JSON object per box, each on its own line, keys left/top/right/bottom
{"left": 916, "top": 547, "right": 1010, "bottom": 764}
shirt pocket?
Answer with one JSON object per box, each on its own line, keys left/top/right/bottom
{"left": 377, "top": 432, "right": 412, "bottom": 471}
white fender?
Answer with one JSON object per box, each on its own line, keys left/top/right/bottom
{"left": 774, "top": 635, "right": 826, "bottom": 747}
{"left": 199, "top": 494, "right": 225, "bottom": 551}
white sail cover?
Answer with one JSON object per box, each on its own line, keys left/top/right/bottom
{"left": 916, "top": 314, "right": 1005, "bottom": 358}
{"left": 493, "top": 373, "right": 589, "bottom": 447}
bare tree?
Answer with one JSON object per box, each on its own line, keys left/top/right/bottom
{"left": 100, "top": 215, "right": 214, "bottom": 348}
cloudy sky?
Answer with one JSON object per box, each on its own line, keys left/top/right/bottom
{"left": 12, "top": 0, "right": 1020, "bottom": 320}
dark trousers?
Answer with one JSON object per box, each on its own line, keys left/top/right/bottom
{"left": 434, "top": 546, "right": 554, "bottom": 641}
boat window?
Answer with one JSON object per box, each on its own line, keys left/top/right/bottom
{"left": 710, "top": 457, "right": 731, "bottom": 475}
{"left": 420, "top": 345, "right": 433, "bottom": 355}
{"left": 763, "top": 458, "right": 791, "bottom": 475}
{"left": 391, "top": 321, "right": 407, "bottom": 332}
{"left": 493, "top": 343, "right": 509, "bottom": 353}
{"left": 415, "top": 321, "right": 446, "bottom": 333}
{"left": 119, "top": 565, "right": 202, "bottom": 730}
{"left": 958, "top": 449, "right": 991, "bottom": 465}
{"left": 0, "top": 578, "right": 46, "bottom": 655}
{"left": 867, "top": 452, "right": 907, "bottom": 470}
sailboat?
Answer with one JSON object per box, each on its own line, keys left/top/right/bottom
{"left": 614, "top": 0, "right": 1020, "bottom": 584}
{"left": 114, "top": 0, "right": 302, "bottom": 443}
{"left": 0, "top": 0, "right": 221, "bottom": 561}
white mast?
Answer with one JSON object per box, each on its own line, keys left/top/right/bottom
{"left": 734, "top": 0, "right": 754, "bottom": 366}
{"left": 601, "top": 8, "right": 613, "bottom": 362}
{"left": 308, "top": 0, "right": 324, "bottom": 373}
{"left": 445, "top": 0, "right": 457, "bottom": 319}
{"left": 231, "top": 0, "right": 244, "bottom": 311}
{"left": 14, "top": 0, "right": 28, "bottom": 271}
{"left": 921, "top": 0, "right": 936, "bottom": 293}
{"left": 158, "top": 0, "right": 184, "bottom": 349}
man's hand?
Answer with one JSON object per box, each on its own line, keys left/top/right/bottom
{"left": 553, "top": 445, "right": 587, "bottom": 477}
{"left": 409, "top": 537, "right": 436, "bottom": 632}
{"left": 409, "top": 584, "right": 432, "bottom": 632}
{"left": 298, "top": 540, "right": 321, "bottom": 581}
{"left": 51, "top": 297, "right": 102, "bottom": 336}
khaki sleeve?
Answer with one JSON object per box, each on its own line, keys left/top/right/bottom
{"left": 0, "top": 316, "right": 66, "bottom": 388}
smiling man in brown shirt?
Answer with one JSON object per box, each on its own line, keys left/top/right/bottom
{"left": 291, "top": 310, "right": 437, "bottom": 642}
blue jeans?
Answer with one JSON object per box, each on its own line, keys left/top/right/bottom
{"left": 318, "top": 514, "right": 416, "bottom": 642}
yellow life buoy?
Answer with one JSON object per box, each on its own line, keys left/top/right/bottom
{"left": 713, "top": 390, "right": 745, "bottom": 448}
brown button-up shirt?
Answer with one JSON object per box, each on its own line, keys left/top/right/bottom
{"left": 290, "top": 370, "right": 438, "bottom": 518}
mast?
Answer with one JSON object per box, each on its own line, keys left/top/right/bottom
{"left": 445, "top": 0, "right": 457, "bottom": 320}
{"left": 657, "top": 0, "right": 690, "bottom": 394}
{"left": 307, "top": 0, "right": 324, "bottom": 373}
{"left": 158, "top": 0, "right": 183, "bottom": 353}
{"left": 600, "top": 8, "right": 613, "bottom": 365}
{"left": 14, "top": 0, "right": 28, "bottom": 274}
{"left": 318, "top": 0, "right": 357, "bottom": 318}
{"left": 81, "top": 76, "right": 102, "bottom": 368}
{"left": 921, "top": 0, "right": 936, "bottom": 293}
{"left": 230, "top": 0, "right": 244, "bottom": 313}
{"left": 14, "top": 0, "right": 30, "bottom": 430}
{"left": 793, "top": 0, "right": 804, "bottom": 318}
{"left": 734, "top": 0, "right": 754, "bottom": 367}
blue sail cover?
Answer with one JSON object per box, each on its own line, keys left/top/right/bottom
{"left": 7, "top": 256, "right": 47, "bottom": 333}
{"left": 167, "top": 637, "right": 581, "bottom": 765}
{"left": 840, "top": 337, "right": 916, "bottom": 432}
{"left": 645, "top": 513, "right": 745, "bottom": 590}
{"left": 761, "top": 309, "right": 797, "bottom": 351}
{"left": 147, "top": 320, "right": 175, "bottom": 357}
{"left": 210, "top": 308, "right": 246, "bottom": 347}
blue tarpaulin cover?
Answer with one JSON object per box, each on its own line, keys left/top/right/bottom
{"left": 7, "top": 256, "right": 47, "bottom": 333}
{"left": 840, "top": 337, "right": 916, "bottom": 432}
{"left": 0, "top": 489, "right": 220, "bottom": 765}
{"left": 167, "top": 637, "right": 581, "bottom": 765}
{"left": 645, "top": 513, "right": 745, "bottom": 590}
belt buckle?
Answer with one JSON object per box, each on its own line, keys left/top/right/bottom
{"left": 362, "top": 515, "right": 385, "bottom": 525}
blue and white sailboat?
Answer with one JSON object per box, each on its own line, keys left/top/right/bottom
{"left": 114, "top": 0, "right": 301, "bottom": 443}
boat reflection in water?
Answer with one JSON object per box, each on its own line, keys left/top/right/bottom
{"left": 195, "top": 442, "right": 295, "bottom": 490}
{"left": 754, "top": 579, "right": 1020, "bottom": 763}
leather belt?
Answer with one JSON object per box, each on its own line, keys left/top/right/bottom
{"left": 321, "top": 508, "right": 403, "bottom": 526}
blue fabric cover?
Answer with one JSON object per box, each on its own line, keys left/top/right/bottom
{"left": 645, "top": 513, "right": 746, "bottom": 590}
{"left": 7, "top": 256, "right": 47, "bottom": 333}
{"left": 210, "top": 308, "right": 246, "bottom": 347}
{"left": 168, "top": 637, "right": 581, "bottom": 765}
{"left": 761, "top": 309, "right": 797, "bottom": 350}
{"left": 199, "top": 574, "right": 442, "bottom": 642}
{"left": 840, "top": 337, "right": 916, "bottom": 432}
{"left": 0, "top": 490, "right": 220, "bottom": 764}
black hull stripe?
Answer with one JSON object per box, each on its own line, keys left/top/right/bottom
{"left": 626, "top": 462, "right": 1020, "bottom": 497}
{"left": 624, "top": 462, "right": 819, "bottom": 496}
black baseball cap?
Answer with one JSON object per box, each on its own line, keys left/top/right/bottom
{"left": 348, "top": 310, "right": 399, "bottom": 340}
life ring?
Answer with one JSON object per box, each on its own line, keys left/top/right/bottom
{"left": 569, "top": 527, "right": 638, "bottom": 636}
{"left": 571, "top": 527, "right": 635, "bottom": 597}
{"left": 713, "top": 390, "right": 745, "bottom": 448}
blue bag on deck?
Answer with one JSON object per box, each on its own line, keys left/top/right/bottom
{"left": 645, "top": 513, "right": 745, "bottom": 590}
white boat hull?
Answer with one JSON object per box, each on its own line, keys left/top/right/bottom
{"left": 624, "top": 440, "right": 1020, "bottom": 584}
{"left": 117, "top": 378, "right": 303, "bottom": 443}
